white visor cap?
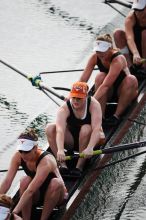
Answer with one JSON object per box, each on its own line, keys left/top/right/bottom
{"left": 0, "top": 206, "right": 10, "bottom": 220}
{"left": 16, "top": 139, "right": 37, "bottom": 151}
{"left": 93, "top": 40, "right": 112, "bottom": 52}
{"left": 132, "top": 0, "right": 146, "bottom": 10}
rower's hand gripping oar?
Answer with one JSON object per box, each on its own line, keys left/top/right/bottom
{"left": 0, "top": 59, "right": 65, "bottom": 101}
{"left": 65, "top": 140, "right": 146, "bottom": 160}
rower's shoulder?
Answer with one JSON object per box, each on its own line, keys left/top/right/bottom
{"left": 125, "top": 10, "right": 135, "bottom": 24}
{"left": 57, "top": 101, "right": 70, "bottom": 117}
{"left": 90, "top": 96, "right": 101, "bottom": 107}
{"left": 38, "top": 151, "right": 57, "bottom": 170}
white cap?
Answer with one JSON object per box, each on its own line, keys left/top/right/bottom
{"left": 0, "top": 206, "right": 10, "bottom": 220}
{"left": 16, "top": 139, "right": 37, "bottom": 151}
{"left": 132, "top": 0, "right": 146, "bottom": 10}
{"left": 93, "top": 40, "right": 112, "bottom": 52}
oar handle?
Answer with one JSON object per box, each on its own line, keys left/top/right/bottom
{"left": 65, "top": 150, "right": 103, "bottom": 160}
{"left": 141, "top": 58, "right": 146, "bottom": 64}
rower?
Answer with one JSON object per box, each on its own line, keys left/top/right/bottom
{"left": 0, "top": 128, "right": 67, "bottom": 220}
{"left": 45, "top": 81, "right": 105, "bottom": 177}
{"left": 78, "top": 34, "right": 138, "bottom": 126}
{"left": 113, "top": 0, "right": 146, "bottom": 76}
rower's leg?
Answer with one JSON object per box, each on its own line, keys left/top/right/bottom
{"left": 45, "top": 123, "right": 58, "bottom": 156}
{"left": 76, "top": 125, "right": 91, "bottom": 171}
{"left": 113, "top": 29, "right": 132, "bottom": 68}
{"left": 20, "top": 176, "right": 33, "bottom": 220}
{"left": 40, "top": 178, "right": 65, "bottom": 220}
{"left": 114, "top": 75, "right": 138, "bottom": 117}
{"left": 142, "top": 30, "right": 146, "bottom": 70}
{"left": 45, "top": 123, "right": 74, "bottom": 156}
{"left": 94, "top": 72, "right": 107, "bottom": 116}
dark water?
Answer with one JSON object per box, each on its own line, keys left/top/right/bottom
{"left": 0, "top": 1, "right": 146, "bottom": 219}
{"left": 72, "top": 107, "right": 146, "bottom": 220}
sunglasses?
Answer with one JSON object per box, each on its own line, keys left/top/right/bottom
{"left": 72, "top": 97, "right": 84, "bottom": 100}
{"left": 19, "top": 149, "right": 32, "bottom": 154}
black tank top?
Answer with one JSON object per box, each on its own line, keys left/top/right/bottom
{"left": 96, "top": 51, "right": 121, "bottom": 73}
{"left": 134, "top": 12, "right": 146, "bottom": 30}
{"left": 21, "top": 151, "right": 56, "bottom": 179}
{"left": 66, "top": 96, "right": 91, "bottom": 128}
{"left": 96, "top": 51, "right": 126, "bottom": 100}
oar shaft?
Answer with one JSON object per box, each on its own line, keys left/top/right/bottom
{"left": 0, "top": 59, "right": 65, "bottom": 102}
{"left": 39, "top": 68, "right": 99, "bottom": 75}
{"left": 0, "top": 59, "right": 27, "bottom": 78}
{"left": 96, "top": 141, "right": 146, "bottom": 155}
{"left": 39, "top": 82, "right": 65, "bottom": 100}
{"left": 65, "top": 140, "right": 146, "bottom": 160}
{"left": 105, "top": 0, "right": 132, "bottom": 8}
{"left": 0, "top": 168, "right": 23, "bottom": 173}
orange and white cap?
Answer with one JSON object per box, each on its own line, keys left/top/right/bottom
{"left": 70, "top": 82, "right": 88, "bottom": 99}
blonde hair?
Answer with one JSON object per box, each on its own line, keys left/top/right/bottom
{"left": 96, "top": 34, "right": 113, "bottom": 44}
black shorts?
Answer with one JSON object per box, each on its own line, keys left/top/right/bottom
{"left": 37, "top": 173, "right": 56, "bottom": 205}
{"left": 68, "top": 126, "right": 81, "bottom": 151}
{"left": 133, "top": 25, "right": 146, "bottom": 56}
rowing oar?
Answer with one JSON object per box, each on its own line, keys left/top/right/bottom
{"left": 0, "top": 59, "right": 65, "bottom": 102}
{"left": 104, "top": 0, "right": 132, "bottom": 8}
{"left": 0, "top": 168, "right": 23, "bottom": 173}
{"left": 104, "top": 1, "right": 127, "bottom": 17}
{"left": 141, "top": 58, "right": 146, "bottom": 64}
{"left": 39, "top": 68, "right": 98, "bottom": 75}
{"left": 65, "top": 140, "right": 146, "bottom": 160}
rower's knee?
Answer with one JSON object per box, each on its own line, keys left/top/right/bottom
{"left": 20, "top": 176, "right": 32, "bottom": 195}
{"left": 125, "top": 75, "right": 138, "bottom": 90}
{"left": 48, "top": 178, "right": 63, "bottom": 196}
{"left": 80, "top": 125, "right": 92, "bottom": 140}
{"left": 95, "top": 72, "right": 105, "bottom": 90}
{"left": 45, "top": 123, "right": 56, "bottom": 139}
{"left": 113, "top": 29, "right": 127, "bottom": 48}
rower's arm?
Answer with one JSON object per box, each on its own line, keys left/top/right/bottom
{"left": 79, "top": 54, "right": 97, "bottom": 82}
{"left": 0, "top": 153, "right": 20, "bottom": 194}
{"left": 56, "top": 105, "right": 69, "bottom": 161}
{"left": 84, "top": 98, "right": 102, "bottom": 152}
{"left": 125, "top": 12, "right": 140, "bottom": 58}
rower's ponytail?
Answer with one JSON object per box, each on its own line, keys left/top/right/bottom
{"left": 96, "top": 34, "right": 112, "bottom": 44}
{"left": 18, "top": 128, "right": 38, "bottom": 141}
